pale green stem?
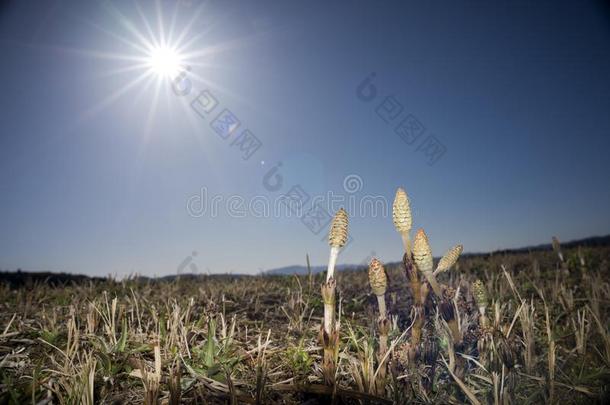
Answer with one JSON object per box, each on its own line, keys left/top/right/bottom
{"left": 326, "top": 246, "right": 340, "bottom": 281}
{"left": 401, "top": 232, "right": 411, "bottom": 257}
{"left": 324, "top": 302, "right": 334, "bottom": 335}
{"left": 422, "top": 270, "right": 443, "bottom": 297}
{"left": 376, "top": 295, "right": 387, "bottom": 319}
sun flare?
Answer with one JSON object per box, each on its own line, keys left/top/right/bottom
{"left": 147, "top": 46, "right": 183, "bottom": 78}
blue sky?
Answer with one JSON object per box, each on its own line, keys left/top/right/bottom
{"left": 1, "top": 0, "right": 609, "bottom": 276}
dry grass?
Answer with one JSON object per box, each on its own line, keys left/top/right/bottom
{"left": 0, "top": 244, "right": 608, "bottom": 403}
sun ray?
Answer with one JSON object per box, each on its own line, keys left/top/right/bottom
{"left": 179, "top": 29, "right": 271, "bottom": 61}
{"left": 175, "top": 30, "right": 211, "bottom": 55}
{"left": 102, "top": 1, "right": 156, "bottom": 52}
{"left": 154, "top": 0, "right": 167, "bottom": 47}
{"left": 75, "top": 71, "right": 154, "bottom": 126}
{"left": 73, "top": 14, "right": 152, "bottom": 55}
{"left": 166, "top": 0, "right": 182, "bottom": 47}
{"left": 144, "top": 76, "right": 163, "bottom": 137}
{"left": 128, "top": 73, "right": 159, "bottom": 111}
{"left": 61, "top": 46, "right": 146, "bottom": 62}
{"left": 177, "top": 69, "right": 261, "bottom": 112}
{"left": 0, "top": 34, "right": 147, "bottom": 64}
{"left": 93, "top": 62, "right": 152, "bottom": 79}
{"left": 173, "top": 2, "right": 209, "bottom": 48}
{"left": 134, "top": 0, "right": 161, "bottom": 51}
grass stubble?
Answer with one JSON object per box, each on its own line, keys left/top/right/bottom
{"left": 0, "top": 187, "right": 609, "bottom": 403}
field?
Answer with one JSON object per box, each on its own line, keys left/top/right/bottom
{"left": 1, "top": 243, "right": 609, "bottom": 404}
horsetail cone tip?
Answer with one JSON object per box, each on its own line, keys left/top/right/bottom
{"left": 368, "top": 258, "right": 387, "bottom": 296}
{"left": 552, "top": 236, "right": 560, "bottom": 252}
{"left": 436, "top": 244, "right": 464, "bottom": 273}
{"left": 552, "top": 236, "right": 564, "bottom": 262}
{"left": 326, "top": 208, "right": 348, "bottom": 281}
{"left": 392, "top": 188, "right": 412, "bottom": 234}
{"left": 413, "top": 229, "right": 443, "bottom": 296}
{"left": 472, "top": 279, "right": 488, "bottom": 308}
{"left": 412, "top": 229, "right": 433, "bottom": 274}
{"left": 328, "top": 208, "right": 349, "bottom": 248}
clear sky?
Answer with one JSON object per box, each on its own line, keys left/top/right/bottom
{"left": 1, "top": 0, "right": 609, "bottom": 276}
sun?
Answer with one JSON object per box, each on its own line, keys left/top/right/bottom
{"left": 147, "top": 46, "right": 183, "bottom": 78}
{"left": 73, "top": 1, "right": 211, "bottom": 125}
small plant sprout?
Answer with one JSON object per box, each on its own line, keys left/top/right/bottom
{"left": 412, "top": 229, "right": 442, "bottom": 297}
{"left": 578, "top": 246, "right": 586, "bottom": 267}
{"left": 393, "top": 188, "right": 413, "bottom": 255}
{"left": 368, "top": 258, "right": 391, "bottom": 395}
{"left": 434, "top": 244, "right": 463, "bottom": 276}
{"left": 552, "top": 236, "right": 570, "bottom": 276}
{"left": 368, "top": 258, "right": 388, "bottom": 318}
{"left": 320, "top": 208, "right": 349, "bottom": 386}
{"left": 552, "top": 236, "right": 564, "bottom": 263}
{"left": 472, "top": 279, "right": 489, "bottom": 327}
{"left": 322, "top": 208, "right": 349, "bottom": 334}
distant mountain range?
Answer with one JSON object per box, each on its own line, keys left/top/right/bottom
{"left": 264, "top": 263, "right": 363, "bottom": 276}
{"left": 1, "top": 235, "right": 608, "bottom": 285}
{"left": 263, "top": 234, "right": 610, "bottom": 275}
{"left": 464, "top": 234, "right": 610, "bottom": 255}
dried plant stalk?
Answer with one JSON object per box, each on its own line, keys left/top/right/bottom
{"left": 319, "top": 325, "right": 340, "bottom": 386}
{"left": 440, "top": 300, "right": 461, "bottom": 343}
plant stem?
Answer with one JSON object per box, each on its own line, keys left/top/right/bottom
{"left": 376, "top": 295, "right": 387, "bottom": 319}
{"left": 376, "top": 317, "right": 390, "bottom": 396}
{"left": 401, "top": 232, "right": 411, "bottom": 257}
{"left": 321, "top": 279, "right": 336, "bottom": 335}
{"left": 326, "top": 246, "right": 340, "bottom": 281}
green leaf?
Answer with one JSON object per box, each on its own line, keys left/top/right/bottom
{"left": 116, "top": 317, "right": 128, "bottom": 353}
{"left": 204, "top": 318, "right": 216, "bottom": 369}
